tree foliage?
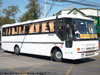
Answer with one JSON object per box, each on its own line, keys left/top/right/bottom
{"left": 20, "top": 0, "right": 40, "bottom": 22}
{"left": 0, "top": 5, "right": 19, "bottom": 24}
{"left": 3, "top": 6, "right": 19, "bottom": 19}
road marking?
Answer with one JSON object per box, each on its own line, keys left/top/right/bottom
{"left": 66, "top": 64, "right": 74, "bottom": 75}
{"left": 25, "top": 64, "right": 43, "bottom": 73}
{"left": 8, "top": 67, "right": 22, "bottom": 74}
{"left": 8, "top": 64, "right": 45, "bottom": 75}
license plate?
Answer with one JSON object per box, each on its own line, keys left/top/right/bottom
{"left": 85, "top": 52, "right": 95, "bottom": 56}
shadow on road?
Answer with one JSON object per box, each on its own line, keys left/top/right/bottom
{"left": 62, "top": 58, "right": 95, "bottom": 64}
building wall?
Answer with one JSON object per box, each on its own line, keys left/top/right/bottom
{"left": 80, "top": 9, "right": 98, "bottom": 16}
{"left": 68, "top": 10, "right": 84, "bottom": 17}
{"left": 62, "top": 10, "right": 70, "bottom": 15}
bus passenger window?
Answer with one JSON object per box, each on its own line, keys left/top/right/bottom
{"left": 35, "top": 23, "right": 40, "bottom": 33}
{"left": 2, "top": 28, "right": 6, "bottom": 36}
{"left": 14, "top": 26, "right": 18, "bottom": 34}
{"left": 6, "top": 28, "right": 8, "bottom": 35}
{"left": 10, "top": 28, "right": 12, "bottom": 35}
{"left": 19, "top": 26, "right": 22, "bottom": 34}
{"left": 12, "top": 27, "right": 15, "bottom": 35}
{"left": 8, "top": 28, "right": 11, "bottom": 35}
{"left": 29, "top": 24, "right": 35, "bottom": 33}
{"left": 45, "top": 23, "right": 50, "bottom": 32}
{"left": 42, "top": 22, "right": 46, "bottom": 32}
{"left": 49, "top": 21, "right": 55, "bottom": 32}
{"left": 25, "top": 25, "right": 29, "bottom": 34}
{"left": 23, "top": 25, "right": 25, "bottom": 34}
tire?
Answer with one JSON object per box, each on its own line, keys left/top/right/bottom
{"left": 14, "top": 46, "right": 20, "bottom": 55}
{"left": 52, "top": 49, "right": 62, "bottom": 62}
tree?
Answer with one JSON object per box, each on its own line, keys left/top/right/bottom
{"left": 3, "top": 6, "right": 19, "bottom": 19}
{"left": 20, "top": 0, "right": 40, "bottom": 22}
{"left": 2, "top": 5, "right": 19, "bottom": 24}
{"left": 0, "top": 17, "right": 15, "bottom": 24}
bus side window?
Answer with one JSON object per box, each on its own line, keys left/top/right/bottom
{"left": 35, "top": 23, "right": 40, "bottom": 33}
{"left": 6, "top": 28, "right": 8, "bottom": 35}
{"left": 19, "top": 26, "right": 22, "bottom": 34}
{"left": 41, "top": 22, "right": 47, "bottom": 32}
{"left": 10, "top": 27, "right": 12, "bottom": 35}
{"left": 49, "top": 21, "right": 55, "bottom": 32}
{"left": 12, "top": 27, "right": 15, "bottom": 35}
{"left": 8, "top": 28, "right": 11, "bottom": 35}
{"left": 23, "top": 25, "right": 25, "bottom": 34}
{"left": 2, "top": 28, "right": 6, "bottom": 36}
{"left": 14, "top": 26, "right": 18, "bottom": 35}
{"left": 29, "top": 24, "right": 35, "bottom": 33}
{"left": 25, "top": 25, "right": 29, "bottom": 34}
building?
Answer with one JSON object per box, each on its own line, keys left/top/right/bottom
{"left": 54, "top": 8, "right": 100, "bottom": 19}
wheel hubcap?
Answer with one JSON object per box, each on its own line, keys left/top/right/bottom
{"left": 15, "top": 47, "right": 19, "bottom": 53}
{"left": 56, "top": 51, "right": 62, "bottom": 59}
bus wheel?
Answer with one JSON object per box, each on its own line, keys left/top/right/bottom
{"left": 14, "top": 46, "right": 20, "bottom": 55}
{"left": 52, "top": 50, "right": 62, "bottom": 62}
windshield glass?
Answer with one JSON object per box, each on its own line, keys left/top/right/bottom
{"left": 75, "top": 19, "right": 98, "bottom": 39}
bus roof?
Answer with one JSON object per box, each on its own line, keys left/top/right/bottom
{"left": 2, "top": 15, "right": 93, "bottom": 28}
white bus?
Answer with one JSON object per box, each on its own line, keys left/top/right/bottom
{"left": 1, "top": 15, "right": 99, "bottom": 61}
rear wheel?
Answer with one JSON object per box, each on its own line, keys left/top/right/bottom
{"left": 52, "top": 49, "right": 62, "bottom": 62}
{"left": 14, "top": 46, "right": 20, "bottom": 55}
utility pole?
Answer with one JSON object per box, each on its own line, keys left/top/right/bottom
{"left": 44, "top": 0, "right": 47, "bottom": 18}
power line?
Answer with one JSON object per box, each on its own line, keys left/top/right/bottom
{"left": 46, "top": 0, "right": 56, "bottom": 17}
{"left": 53, "top": 0, "right": 100, "bottom": 7}
{"left": 78, "top": 0, "right": 100, "bottom": 5}
{"left": 38, "top": 0, "right": 69, "bottom": 7}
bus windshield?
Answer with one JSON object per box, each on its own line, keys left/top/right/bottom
{"left": 75, "top": 19, "right": 97, "bottom": 39}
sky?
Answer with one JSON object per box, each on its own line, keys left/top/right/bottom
{"left": 1, "top": 0, "right": 100, "bottom": 22}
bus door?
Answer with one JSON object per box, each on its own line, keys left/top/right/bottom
{"left": 55, "top": 18, "right": 73, "bottom": 48}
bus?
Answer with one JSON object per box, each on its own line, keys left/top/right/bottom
{"left": 1, "top": 15, "right": 99, "bottom": 61}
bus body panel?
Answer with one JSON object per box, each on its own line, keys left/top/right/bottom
{"left": 2, "top": 34, "right": 63, "bottom": 56}
{"left": 63, "top": 40, "right": 99, "bottom": 60}
{"left": 2, "top": 33, "right": 99, "bottom": 60}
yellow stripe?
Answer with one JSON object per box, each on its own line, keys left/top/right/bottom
{"left": 66, "top": 64, "right": 74, "bottom": 75}
{"left": 80, "top": 34, "right": 90, "bottom": 39}
{"left": 80, "top": 34, "right": 98, "bottom": 39}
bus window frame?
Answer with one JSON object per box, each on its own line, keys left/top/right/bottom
{"left": 2, "top": 19, "right": 56, "bottom": 36}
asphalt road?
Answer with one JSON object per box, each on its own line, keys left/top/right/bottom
{"left": 0, "top": 49, "right": 100, "bottom": 75}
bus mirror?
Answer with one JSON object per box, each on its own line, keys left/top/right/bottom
{"left": 75, "top": 33, "right": 80, "bottom": 39}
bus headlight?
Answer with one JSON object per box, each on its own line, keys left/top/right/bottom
{"left": 77, "top": 48, "right": 85, "bottom": 51}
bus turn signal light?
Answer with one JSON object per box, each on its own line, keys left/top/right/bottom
{"left": 77, "top": 48, "right": 80, "bottom": 51}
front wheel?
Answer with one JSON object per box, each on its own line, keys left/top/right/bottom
{"left": 14, "top": 46, "right": 20, "bottom": 55}
{"left": 52, "top": 50, "right": 62, "bottom": 62}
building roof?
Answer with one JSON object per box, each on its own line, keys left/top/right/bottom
{"left": 61, "top": 8, "right": 100, "bottom": 12}
{"left": 67, "top": 8, "right": 86, "bottom": 16}
{"left": 78, "top": 8, "right": 100, "bottom": 11}
{"left": 55, "top": 8, "right": 100, "bottom": 18}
